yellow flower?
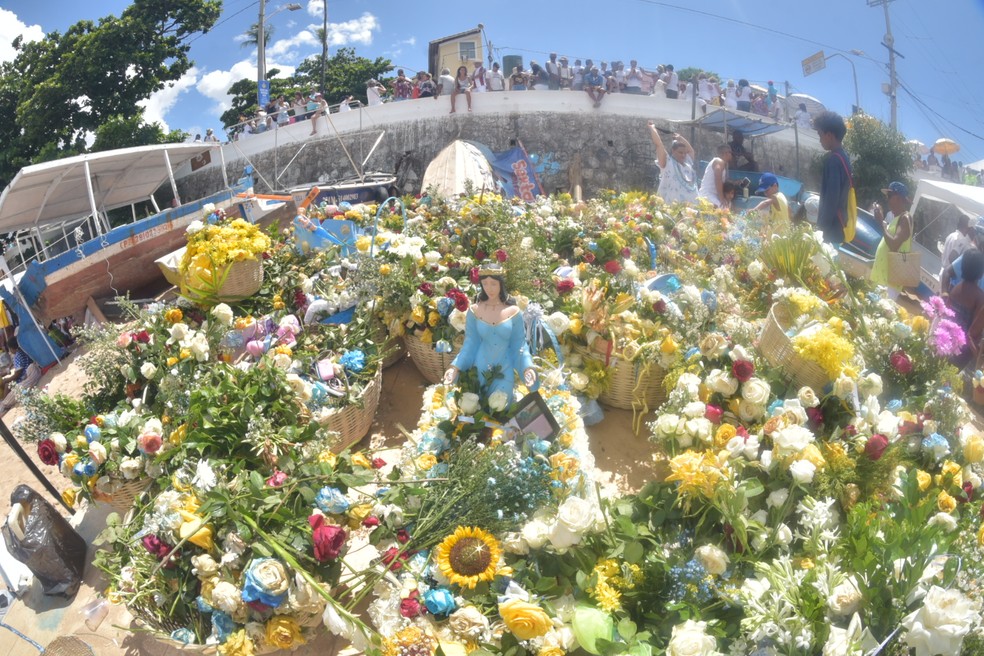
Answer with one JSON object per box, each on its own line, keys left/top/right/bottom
{"left": 593, "top": 581, "right": 622, "bottom": 612}
{"left": 419, "top": 329, "right": 434, "bottom": 344}
{"left": 964, "top": 434, "right": 984, "bottom": 463}
{"left": 62, "top": 452, "right": 80, "bottom": 473}
{"left": 274, "top": 345, "right": 292, "bottom": 356}
{"left": 569, "top": 317, "right": 583, "bottom": 336}
{"left": 978, "top": 524, "right": 984, "bottom": 548}
{"left": 937, "top": 490, "right": 957, "bottom": 513}
{"left": 169, "top": 424, "right": 188, "bottom": 446}
{"left": 936, "top": 460, "right": 963, "bottom": 490}
{"left": 665, "top": 450, "right": 730, "bottom": 504}
{"left": 499, "top": 599, "right": 552, "bottom": 640}
{"left": 356, "top": 235, "right": 372, "bottom": 252}
{"left": 178, "top": 510, "right": 215, "bottom": 550}
{"left": 714, "top": 424, "right": 737, "bottom": 449}
{"left": 346, "top": 503, "right": 373, "bottom": 528}
{"left": 797, "top": 444, "right": 826, "bottom": 470}
{"left": 660, "top": 336, "right": 678, "bottom": 354}
{"left": 411, "top": 306, "right": 427, "bottom": 325}
{"left": 273, "top": 294, "right": 285, "bottom": 311}
{"left": 549, "top": 452, "right": 580, "bottom": 482}
{"left": 428, "top": 311, "right": 441, "bottom": 327}
{"left": 910, "top": 315, "right": 930, "bottom": 334}
{"left": 180, "top": 348, "right": 192, "bottom": 360}
{"left": 379, "top": 263, "right": 392, "bottom": 276}
{"left": 318, "top": 450, "right": 338, "bottom": 466}
{"left": 435, "top": 526, "right": 502, "bottom": 589}
{"left": 798, "top": 558, "right": 815, "bottom": 570}
{"left": 416, "top": 453, "right": 437, "bottom": 471}
{"left": 166, "top": 356, "right": 179, "bottom": 366}
{"left": 219, "top": 630, "right": 256, "bottom": 656}
{"left": 916, "top": 470, "right": 932, "bottom": 492}
{"left": 164, "top": 308, "right": 183, "bottom": 324}
{"left": 265, "top": 617, "right": 304, "bottom": 650}
{"left": 558, "top": 431, "right": 574, "bottom": 448}
{"left": 62, "top": 488, "right": 78, "bottom": 508}
{"left": 351, "top": 452, "right": 372, "bottom": 468}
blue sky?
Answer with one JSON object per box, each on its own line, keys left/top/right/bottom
{"left": 2, "top": 0, "right": 983, "bottom": 166}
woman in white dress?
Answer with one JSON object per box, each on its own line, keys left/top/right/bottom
{"left": 647, "top": 121, "right": 698, "bottom": 204}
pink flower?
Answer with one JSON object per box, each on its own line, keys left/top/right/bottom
{"left": 362, "top": 516, "right": 380, "bottom": 528}
{"left": 864, "top": 434, "right": 889, "bottom": 461}
{"left": 603, "top": 260, "right": 622, "bottom": 275}
{"left": 371, "top": 457, "right": 386, "bottom": 469}
{"left": 137, "top": 431, "right": 163, "bottom": 455}
{"left": 732, "top": 360, "right": 755, "bottom": 383}
{"left": 266, "top": 471, "right": 288, "bottom": 487}
{"left": 495, "top": 249, "right": 508, "bottom": 263}
{"left": 704, "top": 405, "right": 723, "bottom": 424}
{"left": 399, "top": 590, "right": 424, "bottom": 618}
{"left": 920, "top": 296, "right": 955, "bottom": 320}
{"left": 309, "top": 514, "right": 347, "bottom": 562}
{"left": 930, "top": 319, "right": 966, "bottom": 357}
{"left": 889, "top": 350, "right": 913, "bottom": 375}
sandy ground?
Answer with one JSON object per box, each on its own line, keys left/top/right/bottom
{"left": 0, "top": 343, "right": 661, "bottom": 655}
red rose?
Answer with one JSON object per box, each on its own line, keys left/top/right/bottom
{"left": 309, "top": 514, "right": 347, "bottom": 562}
{"left": 704, "top": 405, "right": 723, "bottom": 424}
{"left": 371, "top": 457, "right": 386, "bottom": 469}
{"left": 37, "top": 439, "right": 59, "bottom": 466}
{"left": 621, "top": 247, "right": 632, "bottom": 257}
{"left": 864, "top": 434, "right": 889, "bottom": 461}
{"left": 142, "top": 534, "right": 173, "bottom": 562}
{"left": 556, "top": 279, "right": 576, "bottom": 294}
{"left": 381, "top": 546, "right": 411, "bottom": 571}
{"left": 961, "top": 481, "right": 975, "bottom": 504}
{"left": 362, "top": 516, "right": 380, "bottom": 528}
{"left": 266, "top": 471, "right": 288, "bottom": 487}
{"left": 495, "top": 249, "right": 508, "bottom": 263}
{"left": 246, "top": 600, "right": 271, "bottom": 614}
{"left": 134, "top": 330, "right": 152, "bottom": 344}
{"left": 469, "top": 267, "right": 481, "bottom": 284}
{"left": 399, "top": 591, "right": 424, "bottom": 618}
{"left": 446, "top": 289, "right": 469, "bottom": 312}
{"left": 653, "top": 299, "right": 667, "bottom": 314}
{"left": 419, "top": 283, "right": 435, "bottom": 297}
{"left": 889, "top": 350, "right": 913, "bottom": 375}
{"left": 583, "top": 252, "right": 596, "bottom": 263}
{"left": 732, "top": 360, "right": 755, "bottom": 383}
{"left": 807, "top": 407, "right": 824, "bottom": 428}
{"left": 397, "top": 528, "right": 411, "bottom": 544}
{"left": 474, "top": 249, "right": 487, "bottom": 261}
{"left": 604, "top": 260, "right": 622, "bottom": 275}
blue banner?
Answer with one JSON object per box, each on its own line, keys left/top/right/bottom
{"left": 487, "top": 147, "right": 543, "bottom": 201}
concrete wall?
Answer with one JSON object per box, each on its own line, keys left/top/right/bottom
{"left": 175, "top": 91, "right": 825, "bottom": 204}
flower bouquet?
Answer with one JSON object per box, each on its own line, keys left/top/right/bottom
{"left": 180, "top": 216, "right": 271, "bottom": 304}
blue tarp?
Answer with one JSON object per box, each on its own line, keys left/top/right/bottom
{"left": 0, "top": 288, "right": 64, "bottom": 368}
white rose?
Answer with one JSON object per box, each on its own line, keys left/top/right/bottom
{"left": 747, "top": 260, "right": 765, "bottom": 281}
{"left": 685, "top": 418, "right": 713, "bottom": 444}
{"left": 459, "top": 392, "right": 481, "bottom": 415}
{"left": 767, "top": 488, "right": 790, "bottom": 508}
{"left": 789, "top": 459, "right": 817, "bottom": 485}
{"left": 675, "top": 373, "right": 702, "bottom": 398}
{"left": 202, "top": 203, "right": 216, "bottom": 216}
{"left": 797, "top": 386, "right": 821, "bottom": 408}
{"left": 207, "top": 580, "right": 241, "bottom": 614}
{"left": 729, "top": 344, "right": 753, "bottom": 362}
{"left": 285, "top": 374, "right": 313, "bottom": 402}
{"left": 725, "top": 436, "right": 747, "bottom": 460}
{"left": 145, "top": 460, "right": 163, "bottom": 478}
{"left": 119, "top": 457, "right": 143, "bottom": 480}
{"left": 774, "top": 523, "right": 793, "bottom": 546}
{"left": 782, "top": 399, "right": 807, "bottom": 425}
{"left": 738, "top": 399, "right": 765, "bottom": 422}
{"left": 760, "top": 450, "right": 774, "bottom": 470}
{"left": 833, "top": 374, "right": 856, "bottom": 399}
{"left": 548, "top": 496, "right": 597, "bottom": 550}
{"left": 140, "top": 362, "right": 158, "bottom": 379}
{"left": 287, "top": 574, "right": 328, "bottom": 616}
{"left": 545, "top": 312, "right": 571, "bottom": 336}
{"left": 449, "top": 606, "right": 491, "bottom": 642}
{"left": 500, "top": 532, "right": 529, "bottom": 555}
{"left": 251, "top": 559, "right": 290, "bottom": 596}
{"left": 569, "top": 372, "right": 589, "bottom": 392}
{"left": 191, "top": 554, "right": 220, "bottom": 578}
{"left": 927, "top": 512, "right": 958, "bottom": 533}
{"left": 521, "top": 518, "right": 550, "bottom": 550}
{"left": 424, "top": 250, "right": 442, "bottom": 265}
{"left": 188, "top": 332, "right": 210, "bottom": 362}
{"left": 773, "top": 425, "right": 815, "bottom": 457}
{"left": 858, "top": 373, "right": 883, "bottom": 398}
{"left": 88, "top": 441, "right": 108, "bottom": 465}
{"left": 876, "top": 411, "right": 900, "bottom": 440}
{"left": 167, "top": 322, "right": 190, "bottom": 344}
{"left": 741, "top": 377, "right": 771, "bottom": 405}
{"left": 683, "top": 401, "right": 707, "bottom": 419}
{"left": 901, "top": 586, "right": 977, "bottom": 656}
{"left": 273, "top": 353, "right": 293, "bottom": 369}
{"left": 488, "top": 391, "right": 509, "bottom": 412}
{"left": 50, "top": 432, "right": 68, "bottom": 454}
{"left": 695, "top": 544, "right": 730, "bottom": 576}
{"left": 211, "top": 303, "right": 234, "bottom": 326}
{"left": 828, "top": 578, "right": 862, "bottom": 616}
{"left": 186, "top": 219, "right": 205, "bottom": 235}
{"left": 655, "top": 413, "right": 683, "bottom": 439}
{"left": 698, "top": 333, "right": 729, "bottom": 359}
{"left": 667, "top": 619, "right": 721, "bottom": 656}
{"left": 705, "top": 369, "right": 739, "bottom": 397}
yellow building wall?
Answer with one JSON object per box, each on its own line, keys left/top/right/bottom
{"left": 436, "top": 37, "right": 484, "bottom": 75}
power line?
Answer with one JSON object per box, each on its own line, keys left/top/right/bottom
{"left": 186, "top": 0, "right": 260, "bottom": 45}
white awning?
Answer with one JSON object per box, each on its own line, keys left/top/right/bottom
{"left": 912, "top": 178, "right": 984, "bottom": 219}
{"left": 0, "top": 143, "right": 215, "bottom": 234}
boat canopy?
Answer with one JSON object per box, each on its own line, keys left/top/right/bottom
{"left": 681, "top": 107, "right": 788, "bottom": 138}
{"left": 0, "top": 143, "right": 215, "bottom": 234}
{"left": 912, "top": 178, "right": 984, "bottom": 218}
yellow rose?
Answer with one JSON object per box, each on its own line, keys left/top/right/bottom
{"left": 411, "top": 306, "right": 427, "bottom": 325}
{"left": 964, "top": 434, "right": 984, "bottom": 463}
{"left": 539, "top": 648, "right": 565, "bottom": 656}
{"left": 937, "top": 490, "right": 957, "bottom": 514}
{"left": 169, "top": 424, "right": 188, "bottom": 446}
{"left": 569, "top": 317, "right": 583, "bottom": 336}
{"left": 416, "top": 453, "right": 437, "bottom": 471}
{"left": 916, "top": 470, "right": 932, "bottom": 492}
{"left": 180, "top": 348, "right": 192, "bottom": 360}
{"left": 265, "top": 617, "right": 304, "bottom": 650}
{"left": 346, "top": 503, "right": 373, "bottom": 528}
{"left": 910, "top": 315, "right": 930, "bottom": 334}
{"left": 660, "top": 336, "right": 678, "bottom": 354}
{"left": 356, "top": 235, "right": 372, "bottom": 253}
{"left": 428, "top": 311, "right": 441, "bottom": 327}
{"left": 549, "top": 452, "right": 580, "bottom": 482}
{"left": 714, "top": 424, "right": 737, "bottom": 449}
{"left": 62, "top": 488, "right": 78, "bottom": 508}
{"left": 420, "top": 329, "right": 434, "bottom": 344}
{"left": 499, "top": 599, "right": 552, "bottom": 640}
{"left": 797, "top": 444, "right": 826, "bottom": 470}
{"left": 379, "top": 263, "right": 392, "bottom": 276}
{"left": 164, "top": 308, "right": 183, "bottom": 324}
{"left": 218, "top": 629, "right": 256, "bottom": 656}
{"left": 978, "top": 524, "right": 984, "bottom": 548}
{"left": 351, "top": 452, "right": 372, "bottom": 469}
{"left": 936, "top": 460, "right": 963, "bottom": 489}
{"left": 558, "top": 432, "right": 574, "bottom": 448}
{"left": 318, "top": 450, "right": 338, "bottom": 466}
{"left": 166, "top": 356, "right": 179, "bottom": 366}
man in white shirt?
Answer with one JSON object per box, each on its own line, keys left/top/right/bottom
{"left": 940, "top": 214, "right": 975, "bottom": 280}
{"left": 486, "top": 63, "right": 505, "bottom": 92}
{"left": 366, "top": 79, "right": 385, "bottom": 106}
{"left": 545, "top": 53, "right": 560, "bottom": 90}
{"left": 472, "top": 61, "right": 487, "bottom": 92}
{"left": 664, "top": 64, "right": 679, "bottom": 99}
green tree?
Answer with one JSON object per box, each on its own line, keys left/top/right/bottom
{"left": 91, "top": 112, "right": 187, "bottom": 153}
{"left": 241, "top": 22, "right": 274, "bottom": 49}
{"left": 676, "top": 66, "right": 719, "bottom": 82}
{"left": 843, "top": 113, "right": 913, "bottom": 207}
{"left": 0, "top": 0, "right": 220, "bottom": 189}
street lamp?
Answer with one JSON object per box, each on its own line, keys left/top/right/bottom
{"left": 257, "top": 1, "right": 302, "bottom": 108}
{"left": 825, "top": 52, "right": 861, "bottom": 115}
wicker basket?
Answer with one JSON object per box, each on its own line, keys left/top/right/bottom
{"left": 216, "top": 258, "right": 264, "bottom": 301}
{"left": 373, "top": 321, "right": 405, "bottom": 369}
{"left": 95, "top": 477, "right": 153, "bottom": 514}
{"left": 405, "top": 333, "right": 460, "bottom": 384}
{"left": 973, "top": 385, "right": 984, "bottom": 406}
{"left": 758, "top": 303, "right": 831, "bottom": 393}
{"left": 319, "top": 367, "right": 383, "bottom": 452}
{"left": 590, "top": 350, "right": 667, "bottom": 412}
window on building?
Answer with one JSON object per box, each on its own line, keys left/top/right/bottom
{"left": 459, "top": 41, "right": 476, "bottom": 62}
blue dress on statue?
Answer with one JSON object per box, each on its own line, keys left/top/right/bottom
{"left": 451, "top": 308, "right": 536, "bottom": 399}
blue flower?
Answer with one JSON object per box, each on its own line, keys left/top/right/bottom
{"left": 767, "top": 399, "right": 785, "bottom": 416}
{"left": 423, "top": 588, "right": 457, "bottom": 617}
{"left": 528, "top": 439, "right": 550, "bottom": 455}
{"left": 315, "top": 487, "right": 351, "bottom": 514}
{"left": 85, "top": 425, "right": 102, "bottom": 442}
{"left": 587, "top": 241, "right": 598, "bottom": 252}
{"left": 339, "top": 350, "right": 366, "bottom": 373}
{"left": 701, "top": 290, "right": 718, "bottom": 312}
{"left": 435, "top": 340, "right": 452, "bottom": 354}
{"left": 437, "top": 297, "right": 455, "bottom": 318}
{"left": 418, "top": 430, "right": 450, "bottom": 454}
{"left": 684, "top": 347, "right": 701, "bottom": 361}
{"left": 101, "top": 414, "right": 118, "bottom": 429}
{"left": 922, "top": 433, "right": 951, "bottom": 461}
{"left": 170, "top": 628, "right": 196, "bottom": 644}
{"left": 210, "top": 611, "right": 236, "bottom": 642}
{"left": 886, "top": 399, "right": 903, "bottom": 411}
{"left": 195, "top": 596, "right": 214, "bottom": 613}
{"left": 428, "top": 463, "right": 449, "bottom": 478}
{"left": 240, "top": 559, "right": 289, "bottom": 608}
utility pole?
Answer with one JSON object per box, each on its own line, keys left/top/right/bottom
{"left": 321, "top": 0, "right": 328, "bottom": 96}
{"left": 257, "top": 0, "right": 266, "bottom": 108}
{"left": 868, "top": 0, "right": 900, "bottom": 130}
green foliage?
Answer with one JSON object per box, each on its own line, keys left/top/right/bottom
{"left": 92, "top": 112, "right": 187, "bottom": 153}
{"left": 0, "top": 0, "right": 220, "bottom": 188}
{"left": 15, "top": 389, "right": 91, "bottom": 444}
{"left": 843, "top": 114, "right": 913, "bottom": 208}
{"left": 677, "top": 67, "right": 719, "bottom": 83}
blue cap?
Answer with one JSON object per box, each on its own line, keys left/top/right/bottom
{"left": 881, "top": 181, "right": 910, "bottom": 198}
{"left": 755, "top": 172, "right": 778, "bottom": 194}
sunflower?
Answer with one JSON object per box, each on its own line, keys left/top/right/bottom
{"left": 434, "top": 526, "right": 502, "bottom": 589}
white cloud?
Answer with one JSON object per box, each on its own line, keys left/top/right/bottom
{"left": 138, "top": 67, "right": 199, "bottom": 132}
{"left": 267, "top": 29, "right": 319, "bottom": 60}
{"left": 386, "top": 36, "right": 417, "bottom": 59}
{"left": 197, "top": 59, "right": 296, "bottom": 117}
{"left": 302, "top": 5, "right": 379, "bottom": 47}
{"left": 0, "top": 8, "right": 44, "bottom": 64}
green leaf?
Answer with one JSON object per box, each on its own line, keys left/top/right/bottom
{"left": 617, "top": 618, "right": 637, "bottom": 640}
{"left": 623, "top": 541, "right": 644, "bottom": 565}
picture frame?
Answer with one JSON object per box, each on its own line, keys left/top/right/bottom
{"left": 505, "top": 391, "right": 561, "bottom": 441}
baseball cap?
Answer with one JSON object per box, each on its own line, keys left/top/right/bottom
{"left": 881, "top": 181, "right": 910, "bottom": 198}
{"left": 755, "top": 172, "right": 779, "bottom": 194}
{"left": 973, "top": 216, "right": 984, "bottom": 234}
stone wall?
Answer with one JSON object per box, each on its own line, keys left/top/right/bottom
{"left": 176, "top": 95, "right": 824, "bottom": 204}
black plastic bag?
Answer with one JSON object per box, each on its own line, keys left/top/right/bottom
{"left": 2, "top": 485, "right": 87, "bottom": 597}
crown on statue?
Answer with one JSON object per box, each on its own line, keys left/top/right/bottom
{"left": 478, "top": 263, "right": 507, "bottom": 277}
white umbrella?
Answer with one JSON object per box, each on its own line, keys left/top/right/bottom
{"left": 421, "top": 140, "right": 496, "bottom": 198}
{"left": 786, "top": 93, "right": 826, "bottom": 115}
{"left": 906, "top": 139, "right": 930, "bottom": 156}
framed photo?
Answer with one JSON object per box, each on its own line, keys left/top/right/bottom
{"left": 505, "top": 391, "right": 561, "bottom": 441}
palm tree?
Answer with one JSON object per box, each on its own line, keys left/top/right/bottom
{"left": 241, "top": 22, "right": 274, "bottom": 49}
